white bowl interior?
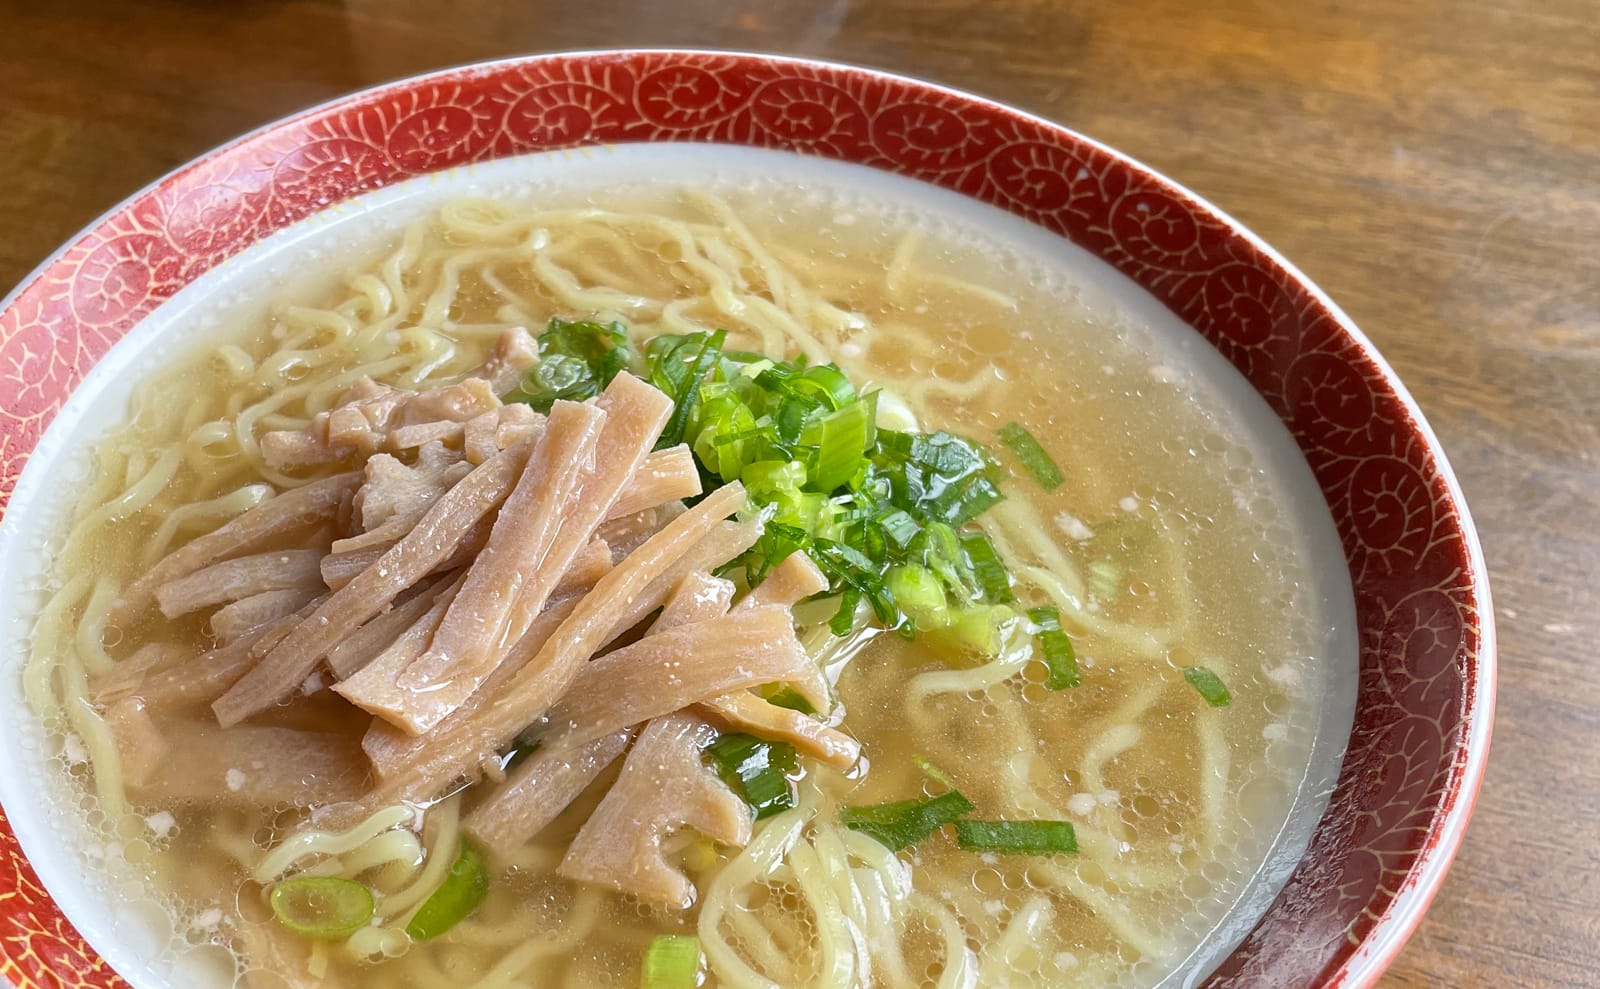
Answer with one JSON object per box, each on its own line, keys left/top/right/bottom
{"left": 0, "top": 144, "right": 1358, "bottom": 989}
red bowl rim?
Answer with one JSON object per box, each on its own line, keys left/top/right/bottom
{"left": 0, "top": 48, "right": 1495, "bottom": 989}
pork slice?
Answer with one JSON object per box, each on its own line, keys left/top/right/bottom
{"left": 538, "top": 605, "right": 821, "bottom": 756}
{"left": 106, "top": 697, "right": 170, "bottom": 789}
{"left": 340, "top": 442, "right": 473, "bottom": 552}
{"left": 330, "top": 573, "right": 465, "bottom": 727}
{"left": 460, "top": 411, "right": 500, "bottom": 465}
{"left": 492, "top": 402, "right": 543, "bottom": 451}
{"left": 387, "top": 419, "right": 467, "bottom": 451}
{"left": 265, "top": 381, "right": 396, "bottom": 468}
{"left": 737, "top": 551, "right": 828, "bottom": 611}
{"left": 458, "top": 403, "right": 547, "bottom": 464}
{"left": 595, "top": 503, "right": 685, "bottom": 560}
{"left": 683, "top": 549, "right": 853, "bottom": 767}
{"left": 393, "top": 400, "right": 607, "bottom": 734}
{"left": 320, "top": 445, "right": 678, "bottom": 591}
{"left": 112, "top": 472, "right": 360, "bottom": 627}
{"left": 361, "top": 594, "right": 581, "bottom": 778}
{"left": 211, "top": 587, "right": 323, "bottom": 645}
{"left": 261, "top": 376, "right": 502, "bottom": 470}
{"left": 396, "top": 377, "right": 500, "bottom": 428}
{"left": 212, "top": 440, "right": 534, "bottom": 728}
{"left": 558, "top": 714, "right": 751, "bottom": 909}
{"left": 323, "top": 576, "right": 449, "bottom": 680}
{"left": 258, "top": 430, "right": 336, "bottom": 471}
{"left": 606, "top": 445, "right": 701, "bottom": 520}
{"left": 481, "top": 327, "right": 538, "bottom": 394}
{"left": 650, "top": 571, "right": 735, "bottom": 633}
{"left": 363, "top": 482, "right": 750, "bottom": 806}
{"left": 90, "top": 642, "right": 189, "bottom": 705}
{"left": 462, "top": 729, "right": 634, "bottom": 860}
{"left": 325, "top": 378, "right": 500, "bottom": 455}
{"left": 137, "top": 597, "right": 328, "bottom": 711}
{"left": 127, "top": 719, "right": 368, "bottom": 808}
{"left": 155, "top": 549, "right": 326, "bottom": 620}
{"left": 340, "top": 538, "right": 609, "bottom": 732}
{"left": 693, "top": 692, "right": 860, "bottom": 771}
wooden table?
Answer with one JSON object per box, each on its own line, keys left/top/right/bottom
{"left": 1, "top": 2, "right": 1595, "bottom": 986}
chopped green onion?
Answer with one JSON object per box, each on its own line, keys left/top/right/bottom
{"left": 741, "top": 459, "right": 807, "bottom": 500}
{"left": 641, "top": 934, "right": 702, "bottom": 989}
{"left": 405, "top": 840, "right": 489, "bottom": 941}
{"left": 953, "top": 819, "right": 1078, "bottom": 855}
{"left": 840, "top": 790, "right": 975, "bottom": 851}
{"left": 807, "top": 400, "right": 874, "bottom": 492}
{"left": 705, "top": 733, "right": 799, "bottom": 820}
{"left": 931, "top": 603, "right": 1015, "bottom": 657}
{"left": 917, "top": 522, "right": 977, "bottom": 602}
{"left": 794, "top": 364, "right": 856, "bottom": 409}
{"left": 270, "top": 876, "right": 374, "bottom": 941}
{"left": 828, "top": 589, "right": 863, "bottom": 636}
{"left": 654, "top": 330, "right": 726, "bottom": 448}
{"left": 762, "top": 685, "right": 818, "bottom": 715}
{"left": 811, "top": 539, "right": 896, "bottom": 628}
{"left": 575, "top": 321, "right": 1022, "bottom": 642}
{"left": 877, "top": 508, "right": 921, "bottom": 549}
{"left": 912, "top": 754, "right": 957, "bottom": 790}
{"left": 872, "top": 429, "right": 1004, "bottom": 528}
{"left": 1027, "top": 606, "right": 1080, "bottom": 689}
{"left": 929, "top": 473, "right": 1006, "bottom": 528}
{"left": 1184, "top": 666, "right": 1232, "bottom": 707}
{"left": 998, "top": 422, "right": 1066, "bottom": 490}
{"left": 885, "top": 565, "right": 948, "bottom": 632}
{"left": 960, "top": 532, "right": 1014, "bottom": 603}
{"left": 1088, "top": 559, "right": 1123, "bottom": 601}
{"left": 505, "top": 319, "right": 638, "bottom": 412}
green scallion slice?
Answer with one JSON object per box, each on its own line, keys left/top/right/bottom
{"left": 953, "top": 819, "right": 1079, "bottom": 855}
{"left": 1184, "top": 666, "right": 1232, "bottom": 707}
{"left": 641, "top": 934, "right": 702, "bottom": 989}
{"left": 998, "top": 422, "right": 1066, "bottom": 490}
{"left": 876, "top": 508, "right": 921, "bottom": 549}
{"left": 807, "top": 400, "right": 874, "bottom": 491}
{"left": 840, "top": 790, "right": 975, "bottom": 851}
{"left": 885, "top": 564, "right": 949, "bottom": 632}
{"left": 1027, "top": 605, "right": 1080, "bottom": 689}
{"left": 706, "top": 732, "right": 799, "bottom": 820}
{"left": 960, "top": 531, "right": 1014, "bottom": 603}
{"left": 656, "top": 330, "right": 726, "bottom": 448}
{"left": 270, "top": 876, "right": 374, "bottom": 941}
{"left": 928, "top": 474, "right": 1005, "bottom": 528}
{"left": 932, "top": 602, "right": 1014, "bottom": 657}
{"left": 506, "top": 319, "right": 638, "bottom": 412}
{"left": 405, "top": 840, "right": 490, "bottom": 941}
{"left": 763, "top": 684, "right": 818, "bottom": 715}
{"left": 912, "top": 754, "right": 957, "bottom": 789}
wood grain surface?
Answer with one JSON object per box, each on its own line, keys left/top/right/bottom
{"left": 1, "top": 2, "right": 1596, "bottom": 987}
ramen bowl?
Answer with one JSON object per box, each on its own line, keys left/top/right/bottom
{"left": 0, "top": 50, "right": 1492, "bottom": 989}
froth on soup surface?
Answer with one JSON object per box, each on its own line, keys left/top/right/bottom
{"left": 23, "top": 179, "right": 1331, "bottom": 989}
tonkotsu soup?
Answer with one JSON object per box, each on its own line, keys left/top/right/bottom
{"left": 19, "top": 175, "right": 1346, "bottom": 989}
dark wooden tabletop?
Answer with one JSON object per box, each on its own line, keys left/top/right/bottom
{"left": 2, "top": 2, "right": 1596, "bottom": 987}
